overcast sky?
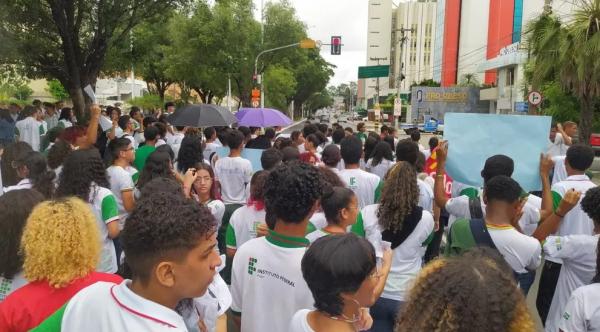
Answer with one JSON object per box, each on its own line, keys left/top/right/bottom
{"left": 253, "top": 0, "right": 370, "bottom": 87}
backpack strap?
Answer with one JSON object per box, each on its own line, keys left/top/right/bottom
{"left": 469, "top": 218, "right": 497, "bottom": 250}
{"left": 468, "top": 196, "right": 484, "bottom": 219}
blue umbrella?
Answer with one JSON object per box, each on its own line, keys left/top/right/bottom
{"left": 236, "top": 108, "right": 292, "bottom": 127}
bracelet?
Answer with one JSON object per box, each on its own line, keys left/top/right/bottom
{"left": 555, "top": 211, "right": 566, "bottom": 218}
{"left": 436, "top": 174, "right": 444, "bottom": 178}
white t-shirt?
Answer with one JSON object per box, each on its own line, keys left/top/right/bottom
{"left": 361, "top": 203, "right": 435, "bottom": 301}
{"left": 167, "top": 132, "right": 185, "bottom": 158}
{"left": 486, "top": 225, "right": 541, "bottom": 273}
{"left": 338, "top": 168, "right": 381, "bottom": 209}
{"left": 289, "top": 309, "right": 316, "bottom": 332}
{"left": 551, "top": 175, "right": 596, "bottom": 237}
{"left": 559, "top": 283, "right": 600, "bottom": 332}
{"left": 214, "top": 156, "right": 253, "bottom": 204}
{"left": 183, "top": 274, "right": 232, "bottom": 332}
{"left": 16, "top": 117, "right": 42, "bottom": 151}
{"left": 305, "top": 229, "right": 330, "bottom": 244}
{"left": 231, "top": 234, "right": 313, "bottom": 332}
{"left": 544, "top": 235, "right": 599, "bottom": 332}
{"left": 89, "top": 184, "right": 120, "bottom": 273}
{"left": 58, "top": 119, "right": 73, "bottom": 128}
{"left": 417, "top": 178, "right": 434, "bottom": 213}
{"left": 205, "top": 199, "right": 226, "bottom": 231}
{"left": 552, "top": 156, "right": 568, "bottom": 186}
{"left": 106, "top": 165, "right": 137, "bottom": 229}
{"left": 225, "top": 205, "right": 266, "bottom": 250}
{"left": 204, "top": 142, "right": 221, "bottom": 162}
{"left": 309, "top": 212, "right": 327, "bottom": 231}
{"left": 365, "top": 158, "right": 395, "bottom": 180}
{"left": 2, "top": 178, "right": 32, "bottom": 195}
{"left": 60, "top": 280, "right": 188, "bottom": 331}
{"left": 548, "top": 133, "right": 569, "bottom": 157}
{"left": 0, "top": 271, "right": 27, "bottom": 301}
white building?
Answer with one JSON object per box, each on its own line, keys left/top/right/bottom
{"left": 362, "top": 0, "right": 393, "bottom": 107}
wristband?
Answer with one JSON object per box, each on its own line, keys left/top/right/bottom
{"left": 555, "top": 211, "right": 566, "bottom": 218}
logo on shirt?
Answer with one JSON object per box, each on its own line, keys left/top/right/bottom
{"left": 248, "top": 257, "right": 258, "bottom": 275}
{"left": 563, "top": 312, "right": 570, "bottom": 321}
{"left": 349, "top": 177, "right": 357, "bottom": 188}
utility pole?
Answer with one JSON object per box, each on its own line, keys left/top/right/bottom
{"left": 395, "top": 28, "right": 414, "bottom": 98}
{"left": 369, "top": 57, "right": 387, "bottom": 106}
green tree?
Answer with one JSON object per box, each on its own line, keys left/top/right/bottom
{"left": 0, "top": 0, "right": 186, "bottom": 118}
{"left": 264, "top": 65, "right": 297, "bottom": 111}
{"left": 458, "top": 73, "right": 480, "bottom": 87}
{"left": 305, "top": 89, "right": 334, "bottom": 113}
{"left": 526, "top": 0, "right": 600, "bottom": 143}
{"left": 46, "top": 79, "right": 69, "bottom": 101}
{"left": 0, "top": 65, "right": 32, "bottom": 101}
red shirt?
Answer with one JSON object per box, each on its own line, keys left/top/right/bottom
{"left": 0, "top": 271, "right": 122, "bottom": 332}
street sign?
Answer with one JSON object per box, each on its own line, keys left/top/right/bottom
{"left": 251, "top": 99, "right": 259, "bottom": 108}
{"left": 515, "top": 101, "right": 529, "bottom": 112}
{"left": 528, "top": 91, "right": 543, "bottom": 106}
{"left": 393, "top": 98, "right": 402, "bottom": 116}
{"left": 358, "top": 65, "right": 390, "bottom": 79}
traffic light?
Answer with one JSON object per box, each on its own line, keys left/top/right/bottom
{"left": 331, "top": 36, "right": 341, "bottom": 55}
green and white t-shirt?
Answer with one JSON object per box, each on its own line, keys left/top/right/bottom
{"left": 225, "top": 205, "right": 266, "bottom": 250}
{"left": 106, "top": 165, "right": 138, "bottom": 229}
{"left": 89, "top": 184, "right": 120, "bottom": 273}
{"left": 338, "top": 169, "right": 382, "bottom": 209}
{"left": 230, "top": 230, "right": 313, "bottom": 332}
{"left": 559, "top": 283, "right": 600, "bottom": 332}
{"left": 305, "top": 229, "right": 331, "bottom": 244}
{"left": 551, "top": 175, "right": 596, "bottom": 237}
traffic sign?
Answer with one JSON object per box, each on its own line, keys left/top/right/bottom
{"left": 393, "top": 98, "right": 402, "bottom": 116}
{"left": 358, "top": 65, "right": 390, "bottom": 79}
{"left": 251, "top": 99, "right": 259, "bottom": 108}
{"left": 515, "top": 102, "right": 529, "bottom": 112}
{"left": 528, "top": 91, "right": 543, "bottom": 106}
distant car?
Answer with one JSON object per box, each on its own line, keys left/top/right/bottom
{"left": 590, "top": 133, "right": 600, "bottom": 155}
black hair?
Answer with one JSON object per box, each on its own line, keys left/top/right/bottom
{"left": 395, "top": 139, "right": 419, "bottom": 166}
{"left": 156, "top": 144, "right": 175, "bottom": 162}
{"left": 122, "top": 189, "right": 216, "bottom": 284}
{"left": 428, "top": 137, "right": 439, "bottom": 151}
{"left": 56, "top": 148, "right": 109, "bottom": 201}
{"left": 177, "top": 135, "right": 203, "bottom": 173}
{"left": 363, "top": 136, "right": 379, "bottom": 163}
{"left": 250, "top": 170, "right": 269, "bottom": 202}
{"left": 345, "top": 127, "right": 354, "bottom": 134}
{"left": 227, "top": 130, "right": 245, "bottom": 150}
{"left": 380, "top": 125, "right": 389, "bottom": 134}
{"left": 139, "top": 177, "right": 183, "bottom": 199}
{"left": 321, "top": 187, "right": 356, "bottom": 225}
{"left": 410, "top": 130, "right": 421, "bottom": 142}
{"left": 158, "top": 114, "right": 169, "bottom": 124}
{"left": 118, "top": 115, "right": 131, "bottom": 131}
{"left": 317, "top": 124, "right": 328, "bottom": 135}
{"left": 108, "top": 137, "right": 132, "bottom": 164}
{"left": 303, "top": 124, "right": 319, "bottom": 138}
{"left": 321, "top": 145, "right": 342, "bottom": 168}
{"left": 274, "top": 137, "right": 294, "bottom": 150}
{"left": 1, "top": 141, "right": 33, "bottom": 187}
{"left": 237, "top": 126, "right": 250, "bottom": 141}
{"left": 281, "top": 146, "right": 300, "bottom": 163}
{"left": 46, "top": 139, "right": 72, "bottom": 170}
{"left": 46, "top": 126, "right": 65, "bottom": 144}
{"left": 340, "top": 136, "right": 363, "bottom": 165}
{"left": 0, "top": 189, "right": 45, "bottom": 279}
{"left": 58, "top": 107, "right": 73, "bottom": 121}
{"left": 16, "top": 151, "right": 55, "bottom": 198}
{"left": 332, "top": 129, "right": 345, "bottom": 144}
{"left": 137, "top": 151, "right": 176, "bottom": 190}
{"left": 261, "top": 148, "right": 283, "bottom": 171}
{"left": 581, "top": 186, "right": 600, "bottom": 223}
{"left": 291, "top": 130, "right": 302, "bottom": 142}
{"left": 142, "top": 116, "right": 157, "bottom": 128}
{"left": 129, "top": 106, "right": 141, "bottom": 118}
{"left": 249, "top": 126, "right": 260, "bottom": 134}
{"left": 265, "top": 128, "right": 276, "bottom": 140}
{"left": 264, "top": 162, "right": 323, "bottom": 225}
{"left": 164, "top": 101, "right": 175, "bottom": 109}
{"left": 203, "top": 127, "right": 216, "bottom": 140}
{"left": 302, "top": 234, "right": 376, "bottom": 316}
{"left": 416, "top": 152, "right": 426, "bottom": 173}
{"left": 383, "top": 135, "right": 395, "bottom": 152}
{"left": 154, "top": 122, "right": 167, "bottom": 139}
{"left": 144, "top": 125, "right": 159, "bottom": 141}
{"left": 315, "top": 131, "right": 327, "bottom": 147}
{"left": 481, "top": 155, "right": 514, "bottom": 183}
{"left": 566, "top": 144, "right": 595, "bottom": 172}
{"left": 483, "top": 175, "right": 521, "bottom": 204}
{"left": 305, "top": 134, "right": 320, "bottom": 149}
{"left": 371, "top": 141, "right": 394, "bottom": 167}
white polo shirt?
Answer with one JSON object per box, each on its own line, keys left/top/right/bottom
{"left": 106, "top": 165, "right": 137, "bottom": 229}
{"left": 16, "top": 117, "right": 42, "bottom": 151}
{"left": 225, "top": 205, "right": 266, "bottom": 250}
{"left": 365, "top": 158, "right": 395, "bottom": 180}
{"left": 551, "top": 175, "right": 596, "bottom": 237}
{"left": 544, "top": 234, "right": 599, "bottom": 332}
{"left": 548, "top": 133, "right": 569, "bottom": 157}
{"left": 338, "top": 168, "right": 382, "bottom": 209}
{"left": 552, "top": 156, "right": 568, "bottom": 185}
{"left": 559, "top": 283, "right": 600, "bottom": 332}
{"left": 230, "top": 231, "right": 313, "bottom": 332}
{"left": 203, "top": 142, "right": 221, "bottom": 162}
{"left": 89, "top": 184, "right": 120, "bottom": 273}
{"left": 59, "top": 280, "right": 188, "bottom": 331}
{"left": 486, "top": 225, "right": 541, "bottom": 273}
{"left": 214, "top": 156, "right": 253, "bottom": 204}
{"left": 417, "top": 178, "right": 434, "bottom": 213}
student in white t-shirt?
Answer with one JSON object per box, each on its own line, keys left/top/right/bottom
{"left": 15, "top": 106, "right": 43, "bottom": 152}
{"left": 547, "top": 122, "right": 577, "bottom": 157}
{"left": 396, "top": 139, "right": 435, "bottom": 213}
{"left": 306, "top": 187, "right": 359, "bottom": 243}
{"left": 56, "top": 148, "right": 121, "bottom": 273}
{"left": 536, "top": 144, "right": 597, "bottom": 325}
{"left": 39, "top": 192, "right": 222, "bottom": 332}
{"left": 338, "top": 135, "right": 382, "bottom": 209}
{"left": 320, "top": 144, "right": 342, "bottom": 175}
{"left": 106, "top": 138, "right": 138, "bottom": 229}
{"left": 290, "top": 234, "right": 380, "bottom": 332}
{"left": 366, "top": 142, "right": 395, "bottom": 180}
{"left": 560, "top": 282, "right": 600, "bottom": 332}
{"left": 225, "top": 171, "right": 270, "bottom": 257}
{"left": 0, "top": 189, "right": 44, "bottom": 301}
{"left": 4, "top": 151, "right": 55, "bottom": 198}
{"left": 57, "top": 107, "right": 74, "bottom": 129}
{"left": 230, "top": 162, "right": 321, "bottom": 332}
{"left": 167, "top": 126, "right": 185, "bottom": 158}
{"left": 182, "top": 163, "right": 226, "bottom": 232}
{"left": 203, "top": 127, "right": 221, "bottom": 162}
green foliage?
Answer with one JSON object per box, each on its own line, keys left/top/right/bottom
{"left": 46, "top": 79, "right": 69, "bottom": 101}
{"left": 458, "top": 73, "right": 480, "bottom": 87}
{"left": 0, "top": 65, "right": 32, "bottom": 101}
{"left": 129, "top": 94, "right": 174, "bottom": 110}
{"left": 264, "top": 65, "right": 297, "bottom": 111}
{"left": 410, "top": 79, "right": 441, "bottom": 89}
{"left": 539, "top": 82, "right": 580, "bottom": 123}
{"left": 305, "top": 89, "right": 334, "bottom": 112}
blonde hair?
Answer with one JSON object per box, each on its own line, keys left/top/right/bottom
{"left": 21, "top": 197, "right": 101, "bottom": 288}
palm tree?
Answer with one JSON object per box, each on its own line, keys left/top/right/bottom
{"left": 526, "top": 0, "right": 600, "bottom": 144}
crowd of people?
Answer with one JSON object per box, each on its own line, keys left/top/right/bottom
{"left": 0, "top": 100, "right": 598, "bottom": 332}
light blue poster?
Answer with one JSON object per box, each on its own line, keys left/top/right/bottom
{"left": 216, "top": 147, "right": 264, "bottom": 172}
{"left": 444, "top": 113, "right": 552, "bottom": 192}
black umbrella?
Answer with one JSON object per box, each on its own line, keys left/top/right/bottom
{"left": 166, "top": 104, "right": 237, "bottom": 127}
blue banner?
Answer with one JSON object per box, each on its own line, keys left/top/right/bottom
{"left": 444, "top": 113, "right": 551, "bottom": 192}
{"left": 216, "top": 147, "right": 264, "bottom": 172}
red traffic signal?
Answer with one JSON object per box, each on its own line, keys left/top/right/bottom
{"left": 331, "top": 36, "right": 341, "bottom": 55}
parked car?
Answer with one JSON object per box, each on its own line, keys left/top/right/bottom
{"left": 591, "top": 133, "right": 600, "bottom": 155}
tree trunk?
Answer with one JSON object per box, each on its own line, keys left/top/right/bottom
{"left": 293, "top": 100, "right": 302, "bottom": 120}
{"left": 578, "top": 96, "right": 593, "bottom": 145}
{"left": 69, "top": 85, "right": 86, "bottom": 122}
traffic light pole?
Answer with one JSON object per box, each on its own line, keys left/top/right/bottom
{"left": 254, "top": 42, "right": 300, "bottom": 108}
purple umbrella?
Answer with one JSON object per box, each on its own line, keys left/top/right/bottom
{"left": 236, "top": 108, "right": 292, "bottom": 127}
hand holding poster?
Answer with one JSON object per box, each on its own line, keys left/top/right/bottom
{"left": 443, "top": 113, "right": 551, "bottom": 192}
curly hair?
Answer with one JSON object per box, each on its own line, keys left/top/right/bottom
{"left": 137, "top": 151, "right": 176, "bottom": 190}
{"left": 395, "top": 248, "right": 535, "bottom": 332}
{"left": 1, "top": 141, "right": 33, "bottom": 187}
{"left": 264, "top": 161, "right": 324, "bottom": 225}
{"left": 177, "top": 135, "right": 204, "bottom": 173}
{"left": 318, "top": 166, "right": 345, "bottom": 188}
{"left": 46, "top": 139, "right": 72, "bottom": 170}
{"left": 56, "top": 148, "right": 109, "bottom": 202}
{"left": 0, "top": 189, "right": 44, "bottom": 279}
{"left": 377, "top": 161, "right": 418, "bottom": 233}
{"left": 21, "top": 197, "right": 101, "bottom": 288}
{"left": 139, "top": 177, "right": 184, "bottom": 200}
{"left": 581, "top": 186, "right": 600, "bottom": 283}
{"left": 16, "top": 151, "right": 56, "bottom": 198}
{"left": 122, "top": 191, "right": 217, "bottom": 283}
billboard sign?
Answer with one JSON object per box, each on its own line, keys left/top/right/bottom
{"left": 410, "top": 87, "right": 487, "bottom": 122}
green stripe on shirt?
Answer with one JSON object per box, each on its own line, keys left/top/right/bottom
{"left": 460, "top": 187, "right": 479, "bottom": 199}
{"left": 551, "top": 190, "right": 563, "bottom": 212}
{"left": 350, "top": 212, "right": 366, "bottom": 237}
{"left": 30, "top": 303, "right": 67, "bottom": 331}
{"left": 101, "top": 194, "right": 119, "bottom": 223}
{"left": 226, "top": 223, "right": 237, "bottom": 248}
{"left": 374, "top": 181, "right": 383, "bottom": 203}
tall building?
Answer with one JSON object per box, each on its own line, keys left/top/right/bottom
{"left": 391, "top": 0, "right": 437, "bottom": 93}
